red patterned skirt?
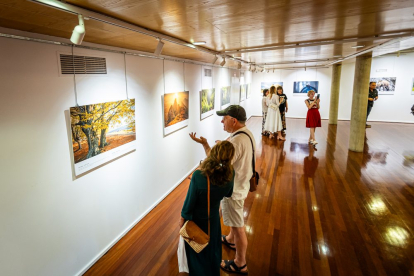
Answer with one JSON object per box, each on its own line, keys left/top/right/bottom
{"left": 306, "top": 108, "right": 321, "bottom": 128}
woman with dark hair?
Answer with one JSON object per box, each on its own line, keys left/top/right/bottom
{"left": 180, "top": 141, "right": 235, "bottom": 276}
{"left": 276, "top": 86, "right": 288, "bottom": 132}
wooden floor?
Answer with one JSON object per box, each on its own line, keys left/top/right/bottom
{"left": 84, "top": 118, "right": 414, "bottom": 276}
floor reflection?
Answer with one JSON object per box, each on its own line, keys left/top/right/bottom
{"left": 403, "top": 150, "right": 414, "bottom": 168}
{"left": 384, "top": 226, "right": 410, "bottom": 248}
{"left": 304, "top": 147, "right": 319, "bottom": 178}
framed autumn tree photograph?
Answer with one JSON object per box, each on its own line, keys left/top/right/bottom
{"left": 70, "top": 99, "right": 136, "bottom": 175}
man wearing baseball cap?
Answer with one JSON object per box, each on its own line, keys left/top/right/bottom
{"left": 189, "top": 105, "right": 255, "bottom": 274}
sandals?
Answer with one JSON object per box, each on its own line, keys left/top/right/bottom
{"left": 221, "top": 235, "right": 236, "bottom": 250}
{"left": 221, "top": 259, "right": 248, "bottom": 275}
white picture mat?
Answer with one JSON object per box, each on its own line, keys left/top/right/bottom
{"left": 163, "top": 119, "right": 189, "bottom": 135}
{"left": 201, "top": 110, "right": 214, "bottom": 120}
{"left": 74, "top": 141, "right": 136, "bottom": 176}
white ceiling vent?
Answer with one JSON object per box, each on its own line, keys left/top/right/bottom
{"left": 60, "top": 54, "right": 107, "bottom": 74}
{"left": 204, "top": 68, "right": 212, "bottom": 77}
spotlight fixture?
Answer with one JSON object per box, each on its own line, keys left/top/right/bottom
{"left": 220, "top": 58, "right": 226, "bottom": 67}
{"left": 237, "top": 62, "right": 242, "bottom": 69}
{"left": 261, "top": 68, "right": 264, "bottom": 72}
{"left": 212, "top": 55, "right": 218, "bottom": 64}
{"left": 249, "top": 64, "right": 252, "bottom": 71}
{"left": 192, "top": 41, "right": 206, "bottom": 45}
{"left": 154, "top": 39, "right": 165, "bottom": 56}
{"left": 70, "top": 14, "right": 85, "bottom": 45}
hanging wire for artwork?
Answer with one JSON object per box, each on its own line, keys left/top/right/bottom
{"left": 163, "top": 59, "right": 166, "bottom": 95}
{"left": 72, "top": 45, "right": 79, "bottom": 106}
{"left": 183, "top": 62, "right": 185, "bottom": 91}
{"left": 124, "top": 52, "right": 129, "bottom": 99}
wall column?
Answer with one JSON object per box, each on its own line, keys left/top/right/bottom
{"left": 349, "top": 53, "right": 372, "bottom": 152}
{"left": 329, "top": 64, "right": 342, "bottom": 124}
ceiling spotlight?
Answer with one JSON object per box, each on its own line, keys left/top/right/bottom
{"left": 220, "top": 58, "right": 226, "bottom": 67}
{"left": 193, "top": 41, "right": 206, "bottom": 45}
{"left": 237, "top": 62, "right": 242, "bottom": 69}
{"left": 261, "top": 68, "right": 264, "bottom": 72}
{"left": 249, "top": 64, "right": 252, "bottom": 71}
{"left": 70, "top": 14, "right": 85, "bottom": 45}
{"left": 154, "top": 39, "right": 164, "bottom": 56}
{"left": 351, "top": 45, "right": 365, "bottom": 49}
{"left": 212, "top": 55, "right": 218, "bottom": 64}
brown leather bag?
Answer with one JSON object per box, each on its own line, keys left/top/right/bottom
{"left": 233, "top": 131, "right": 259, "bottom": 192}
{"left": 179, "top": 175, "right": 210, "bottom": 253}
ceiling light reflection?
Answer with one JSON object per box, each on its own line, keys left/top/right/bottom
{"left": 385, "top": 226, "right": 409, "bottom": 247}
{"left": 320, "top": 244, "right": 329, "bottom": 255}
{"left": 367, "top": 198, "right": 388, "bottom": 215}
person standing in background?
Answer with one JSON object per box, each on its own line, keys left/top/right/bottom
{"left": 264, "top": 86, "right": 285, "bottom": 140}
{"left": 277, "top": 86, "right": 288, "bottom": 133}
{"left": 305, "top": 90, "right": 321, "bottom": 145}
{"left": 366, "top": 82, "right": 378, "bottom": 128}
{"left": 262, "top": 88, "right": 269, "bottom": 136}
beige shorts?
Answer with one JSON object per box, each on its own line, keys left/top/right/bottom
{"left": 221, "top": 197, "right": 245, "bottom": 227}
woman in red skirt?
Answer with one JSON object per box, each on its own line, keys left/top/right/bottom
{"left": 305, "top": 90, "right": 321, "bottom": 145}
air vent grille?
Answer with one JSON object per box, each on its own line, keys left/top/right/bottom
{"left": 60, "top": 54, "right": 107, "bottom": 75}
{"left": 204, "top": 68, "right": 212, "bottom": 77}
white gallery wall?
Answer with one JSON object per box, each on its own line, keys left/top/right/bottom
{"left": 250, "top": 68, "right": 333, "bottom": 119}
{"left": 250, "top": 54, "right": 414, "bottom": 124}
{"left": 338, "top": 54, "right": 414, "bottom": 123}
{"left": 0, "top": 35, "right": 248, "bottom": 276}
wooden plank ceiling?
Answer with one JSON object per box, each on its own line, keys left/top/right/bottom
{"left": 0, "top": 0, "right": 413, "bottom": 69}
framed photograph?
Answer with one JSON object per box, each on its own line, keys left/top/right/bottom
{"left": 246, "top": 83, "right": 252, "bottom": 99}
{"left": 220, "top": 86, "right": 231, "bottom": 109}
{"left": 261, "top": 82, "right": 283, "bottom": 95}
{"left": 411, "top": 78, "right": 414, "bottom": 95}
{"left": 69, "top": 99, "right": 136, "bottom": 176}
{"left": 162, "top": 91, "right": 189, "bottom": 136}
{"left": 293, "top": 81, "right": 319, "bottom": 94}
{"left": 370, "top": 77, "right": 397, "bottom": 95}
{"left": 240, "top": 84, "right": 247, "bottom": 101}
{"left": 200, "top": 88, "right": 215, "bottom": 120}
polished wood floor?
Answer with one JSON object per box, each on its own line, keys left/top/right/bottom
{"left": 84, "top": 118, "right": 414, "bottom": 276}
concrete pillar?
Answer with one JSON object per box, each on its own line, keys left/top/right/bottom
{"left": 329, "top": 64, "right": 342, "bottom": 124}
{"left": 349, "top": 53, "right": 372, "bottom": 152}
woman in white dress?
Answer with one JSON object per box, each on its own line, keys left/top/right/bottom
{"left": 264, "top": 86, "right": 286, "bottom": 140}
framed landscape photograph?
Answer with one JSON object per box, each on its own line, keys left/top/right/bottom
{"left": 246, "top": 83, "right": 251, "bottom": 99}
{"left": 293, "top": 81, "right": 319, "bottom": 94}
{"left": 70, "top": 99, "right": 136, "bottom": 176}
{"left": 200, "top": 88, "right": 215, "bottom": 120}
{"left": 220, "top": 86, "right": 231, "bottom": 109}
{"left": 370, "top": 77, "right": 397, "bottom": 95}
{"left": 411, "top": 78, "right": 413, "bottom": 95}
{"left": 261, "top": 82, "right": 283, "bottom": 95}
{"left": 163, "top": 91, "right": 189, "bottom": 136}
{"left": 240, "top": 84, "right": 247, "bottom": 101}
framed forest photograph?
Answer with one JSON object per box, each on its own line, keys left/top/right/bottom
{"left": 240, "top": 84, "right": 246, "bottom": 102}
{"left": 70, "top": 99, "right": 136, "bottom": 176}
{"left": 200, "top": 88, "right": 215, "bottom": 120}
{"left": 220, "top": 86, "right": 231, "bottom": 109}
{"left": 162, "top": 91, "right": 189, "bottom": 136}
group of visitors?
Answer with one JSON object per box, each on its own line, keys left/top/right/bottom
{"left": 261, "top": 85, "right": 322, "bottom": 145}
{"left": 181, "top": 105, "right": 254, "bottom": 275}
{"left": 261, "top": 85, "right": 288, "bottom": 140}
{"left": 177, "top": 81, "right": 379, "bottom": 275}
